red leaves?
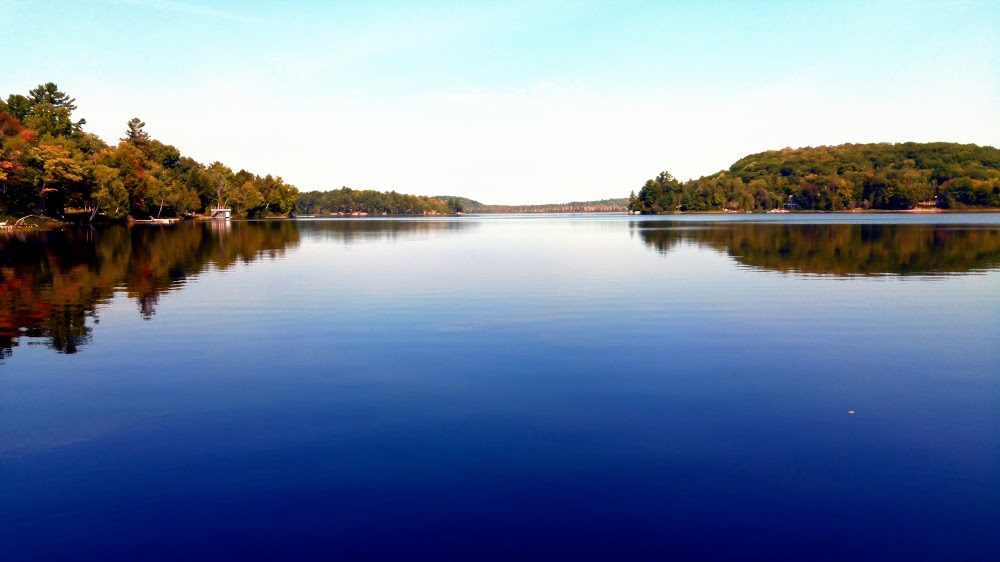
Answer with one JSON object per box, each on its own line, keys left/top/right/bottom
{"left": 0, "top": 112, "right": 25, "bottom": 136}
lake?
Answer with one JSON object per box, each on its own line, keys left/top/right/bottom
{"left": 2, "top": 214, "right": 998, "bottom": 560}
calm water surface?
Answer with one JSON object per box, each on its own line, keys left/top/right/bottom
{"left": 2, "top": 214, "right": 998, "bottom": 560}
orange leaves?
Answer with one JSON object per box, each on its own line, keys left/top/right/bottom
{"left": 31, "top": 143, "right": 84, "bottom": 186}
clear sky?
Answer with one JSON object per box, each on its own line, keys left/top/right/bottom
{"left": 2, "top": 0, "right": 998, "bottom": 204}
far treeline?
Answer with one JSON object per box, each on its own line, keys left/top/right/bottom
{"left": 296, "top": 188, "right": 456, "bottom": 215}
{"left": 1, "top": 83, "right": 298, "bottom": 220}
{"left": 629, "top": 142, "right": 1000, "bottom": 213}
{"left": 437, "top": 197, "right": 628, "bottom": 213}
{"left": 294, "top": 192, "right": 629, "bottom": 215}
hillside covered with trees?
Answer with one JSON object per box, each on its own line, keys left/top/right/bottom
{"left": 443, "top": 197, "right": 628, "bottom": 213}
{"left": 0, "top": 83, "right": 299, "bottom": 220}
{"left": 296, "top": 188, "right": 455, "bottom": 215}
{"left": 629, "top": 143, "right": 1000, "bottom": 213}
{"left": 295, "top": 192, "right": 629, "bottom": 215}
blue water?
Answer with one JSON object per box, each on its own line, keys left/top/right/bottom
{"left": 1, "top": 215, "right": 998, "bottom": 560}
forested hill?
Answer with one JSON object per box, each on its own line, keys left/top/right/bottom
{"left": 295, "top": 193, "right": 629, "bottom": 215}
{"left": 629, "top": 142, "right": 1000, "bottom": 213}
{"left": 296, "top": 188, "right": 455, "bottom": 215}
{"left": 1, "top": 83, "right": 299, "bottom": 220}
{"left": 438, "top": 196, "right": 628, "bottom": 213}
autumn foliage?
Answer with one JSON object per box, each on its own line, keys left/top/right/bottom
{"left": 630, "top": 143, "right": 1000, "bottom": 213}
{"left": 0, "top": 83, "right": 298, "bottom": 219}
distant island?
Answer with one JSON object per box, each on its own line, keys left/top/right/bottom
{"left": 629, "top": 142, "right": 1000, "bottom": 213}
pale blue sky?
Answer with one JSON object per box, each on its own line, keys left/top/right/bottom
{"left": 3, "top": 0, "right": 998, "bottom": 203}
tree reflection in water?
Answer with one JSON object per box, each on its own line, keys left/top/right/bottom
{"left": 5, "top": 218, "right": 994, "bottom": 360}
{"left": 633, "top": 221, "right": 1000, "bottom": 276}
{"left": 0, "top": 219, "right": 475, "bottom": 360}
{"left": 0, "top": 221, "right": 300, "bottom": 359}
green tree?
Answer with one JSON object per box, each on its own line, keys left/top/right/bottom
{"left": 256, "top": 175, "right": 297, "bottom": 216}
{"left": 123, "top": 117, "right": 151, "bottom": 154}
{"left": 207, "top": 161, "right": 233, "bottom": 209}
{"left": 28, "top": 143, "right": 84, "bottom": 215}
{"left": 93, "top": 163, "right": 129, "bottom": 219}
{"left": 96, "top": 142, "right": 158, "bottom": 217}
{"left": 231, "top": 180, "right": 263, "bottom": 215}
{"left": 4, "top": 94, "right": 33, "bottom": 122}
{"left": 148, "top": 140, "right": 180, "bottom": 169}
{"left": 23, "top": 83, "right": 85, "bottom": 137}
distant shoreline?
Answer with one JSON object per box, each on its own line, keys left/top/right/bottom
{"left": 628, "top": 208, "right": 999, "bottom": 216}
{"left": 6, "top": 207, "right": 998, "bottom": 232}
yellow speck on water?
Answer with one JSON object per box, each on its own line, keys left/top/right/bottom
{"left": 848, "top": 410, "right": 856, "bottom": 415}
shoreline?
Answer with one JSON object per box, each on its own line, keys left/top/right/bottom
{"left": 4, "top": 207, "right": 999, "bottom": 232}
{"left": 630, "top": 208, "right": 1000, "bottom": 216}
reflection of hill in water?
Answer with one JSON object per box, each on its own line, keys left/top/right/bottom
{"left": 0, "top": 221, "right": 300, "bottom": 359}
{"left": 0, "top": 219, "right": 476, "bottom": 360}
{"left": 635, "top": 222, "right": 1000, "bottom": 276}
{"left": 297, "top": 218, "right": 477, "bottom": 245}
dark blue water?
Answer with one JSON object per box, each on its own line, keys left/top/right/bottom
{"left": 2, "top": 215, "right": 998, "bottom": 560}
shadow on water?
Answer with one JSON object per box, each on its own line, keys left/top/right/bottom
{"left": 633, "top": 221, "right": 1000, "bottom": 276}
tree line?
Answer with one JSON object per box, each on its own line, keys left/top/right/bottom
{"left": 295, "top": 191, "right": 629, "bottom": 216}
{"left": 1, "top": 82, "right": 492, "bottom": 221}
{"left": 296, "top": 188, "right": 455, "bottom": 215}
{"left": 629, "top": 142, "right": 1000, "bottom": 213}
{"left": 1, "top": 82, "right": 298, "bottom": 220}
{"left": 442, "top": 196, "right": 628, "bottom": 213}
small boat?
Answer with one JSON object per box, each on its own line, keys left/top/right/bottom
{"left": 130, "top": 217, "right": 179, "bottom": 224}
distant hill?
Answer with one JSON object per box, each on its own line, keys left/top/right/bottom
{"left": 296, "top": 191, "right": 627, "bottom": 216}
{"left": 629, "top": 142, "right": 1000, "bottom": 213}
{"left": 297, "top": 188, "right": 453, "bottom": 215}
{"left": 437, "top": 196, "right": 628, "bottom": 213}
